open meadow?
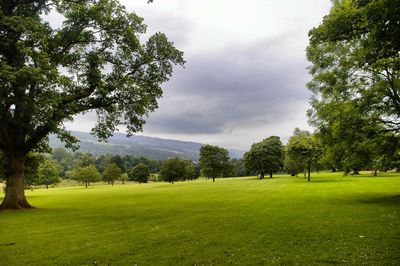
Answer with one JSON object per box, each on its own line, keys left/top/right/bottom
{"left": 1, "top": 172, "right": 399, "bottom": 265}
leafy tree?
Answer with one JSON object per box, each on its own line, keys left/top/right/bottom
{"left": 199, "top": 145, "right": 230, "bottom": 182}
{"left": 184, "top": 161, "right": 200, "bottom": 181}
{"left": 119, "top": 173, "right": 129, "bottom": 185}
{"left": 111, "top": 155, "right": 126, "bottom": 173}
{"left": 24, "top": 153, "right": 46, "bottom": 189}
{"left": 37, "top": 158, "right": 61, "bottom": 189}
{"left": 75, "top": 153, "right": 96, "bottom": 168}
{"left": 307, "top": 0, "right": 400, "bottom": 175}
{"left": 286, "top": 130, "right": 321, "bottom": 181}
{"left": 95, "top": 154, "right": 113, "bottom": 173}
{"left": 102, "top": 163, "right": 122, "bottom": 186}
{"left": 0, "top": 1, "right": 184, "bottom": 209}
{"left": 159, "top": 158, "right": 186, "bottom": 184}
{"left": 129, "top": 163, "right": 150, "bottom": 184}
{"left": 72, "top": 166, "right": 101, "bottom": 188}
{"left": 51, "top": 148, "right": 73, "bottom": 178}
{"left": 51, "top": 148, "right": 70, "bottom": 163}
{"left": 243, "top": 136, "right": 284, "bottom": 179}
{"left": 283, "top": 154, "right": 301, "bottom": 177}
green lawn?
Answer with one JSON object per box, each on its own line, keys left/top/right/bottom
{"left": 1, "top": 172, "right": 399, "bottom": 265}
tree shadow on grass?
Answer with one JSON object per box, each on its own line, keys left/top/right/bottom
{"left": 307, "top": 178, "right": 347, "bottom": 183}
{"left": 355, "top": 194, "right": 400, "bottom": 206}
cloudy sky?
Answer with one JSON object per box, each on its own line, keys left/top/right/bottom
{"left": 66, "top": 0, "right": 332, "bottom": 150}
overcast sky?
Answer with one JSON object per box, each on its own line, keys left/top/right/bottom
{"left": 66, "top": 0, "right": 332, "bottom": 150}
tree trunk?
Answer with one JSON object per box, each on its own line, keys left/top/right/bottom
{"left": 269, "top": 171, "right": 272, "bottom": 178}
{"left": 85, "top": 181, "right": 88, "bottom": 188}
{"left": 307, "top": 161, "right": 311, "bottom": 182}
{"left": 259, "top": 172, "right": 264, "bottom": 179}
{"left": 212, "top": 177, "right": 215, "bottom": 182}
{"left": 0, "top": 152, "right": 33, "bottom": 210}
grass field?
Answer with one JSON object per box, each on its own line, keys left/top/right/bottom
{"left": 1, "top": 172, "right": 399, "bottom": 265}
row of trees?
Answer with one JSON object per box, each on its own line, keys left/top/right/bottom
{"left": 242, "top": 130, "right": 321, "bottom": 182}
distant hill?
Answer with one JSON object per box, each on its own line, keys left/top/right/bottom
{"left": 49, "top": 131, "right": 244, "bottom": 161}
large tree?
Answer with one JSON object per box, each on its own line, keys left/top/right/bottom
{"left": 129, "top": 162, "right": 149, "bottom": 183}
{"left": 199, "top": 145, "right": 230, "bottom": 182}
{"left": 307, "top": 0, "right": 400, "bottom": 174}
{"left": 102, "top": 163, "right": 122, "bottom": 186}
{"left": 243, "top": 136, "right": 284, "bottom": 179}
{"left": 0, "top": 0, "right": 184, "bottom": 209}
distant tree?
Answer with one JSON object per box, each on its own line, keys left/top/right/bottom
{"left": 102, "top": 163, "right": 123, "bottom": 186}
{"left": 24, "top": 153, "right": 46, "bottom": 189}
{"left": 111, "top": 155, "right": 126, "bottom": 173}
{"left": 119, "top": 173, "right": 129, "bottom": 185}
{"left": 184, "top": 161, "right": 200, "bottom": 181}
{"left": 51, "top": 148, "right": 71, "bottom": 163}
{"left": 199, "top": 145, "right": 230, "bottom": 182}
{"left": 96, "top": 154, "right": 113, "bottom": 173}
{"left": 129, "top": 163, "right": 150, "bottom": 184}
{"left": 0, "top": 0, "right": 184, "bottom": 210}
{"left": 72, "top": 166, "right": 101, "bottom": 188}
{"left": 37, "top": 159, "right": 61, "bottom": 189}
{"left": 286, "top": 130, "right": 321, "bottom": 181}
{"left": 75, "top": 153, "right": 96, "bottom": 168}
{"left": 283, "top": 154, "right": 300, "bottom": 177}
{"left": 159, "top": 158, "right": 186, "bottom": 184}
{"left": 52, "top": 148, "right": 73, "bottom": 178}
{"left": 243, "top": 136, "right": 284, "bottom": 179}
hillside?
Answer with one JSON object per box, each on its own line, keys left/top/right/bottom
{"left": 49, "top": 131, "right": 244, "bottom": 160}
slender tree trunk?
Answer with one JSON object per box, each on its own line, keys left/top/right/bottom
{"left": 269, "top": 171, "right": 272, "bottom": 178}
{"left": 307, "top": 161, "right": 311, "bottom": 182}
{"left": 259, "top": 172, "right": 264, "bottom": 179}
{"left": 212, "top": 177, "right": 215, "bottom": 182}
{"left": 0, "top": 152, "right": 33, "bottom": 210}
{"left": 86, "top": 180, "right": 88, "bottom": 188}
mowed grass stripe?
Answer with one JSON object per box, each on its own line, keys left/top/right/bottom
{"left": 1, "top": 172, "right": 399, "bottom": 265}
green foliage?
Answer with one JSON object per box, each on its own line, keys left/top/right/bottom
{"left": 159, "top": 158, "right": 186, "bottom": 184}
{"left": 199, "top": 145, "right": 230, "bottom": 182}
{"left": 129, "top": 163, "right": 150, "bottom": 184}
{"left": 307, "top": 0, "right": 400, "bottom": 173}
{"left": 1, "top": 172, "right": 399, "bottom": 265}
{"left": 102, "top": 163, "right": 122, "bottom": 186}
{"left": 51, "top": 148, "right": 73, "bottom": 178}
{"left": 24, "top": 153, "right": 46, "bottom": 188}
{"left": 37, "top": 158, "right": 61, "bottom": 189}
{"left": 119, "top": 173, "right": 129, "bottom": 184}
{"left": 286, "top": 129, "right": 321, "bottom": 181}
{"left": 71, "top": 165, "right": 101, "bottom": 188}
{"left": 243, "top": 136, "right": 284, "bottom": 179}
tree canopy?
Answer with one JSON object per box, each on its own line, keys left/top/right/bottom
{"left": 0, "top": 0, "right": 184, "bottom": 209}
{"left": 243, "top": 136, "right": 284, "bottom": 179}
{"left": 286, "top": 129, "right": 321, "bottom": 181}
{"left": 307, "top": 0, "right": 400, "bottom": 175}
{"left": 199, "top": 145, "right": 230, "bottom": 182}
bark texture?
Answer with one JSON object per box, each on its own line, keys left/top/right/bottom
{"left": 0, "top": 153, "right": 33, "bottom": 210}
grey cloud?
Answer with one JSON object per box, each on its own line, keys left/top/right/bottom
{"left": 144, "top": 35, "right": 311, "bottom": 135}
